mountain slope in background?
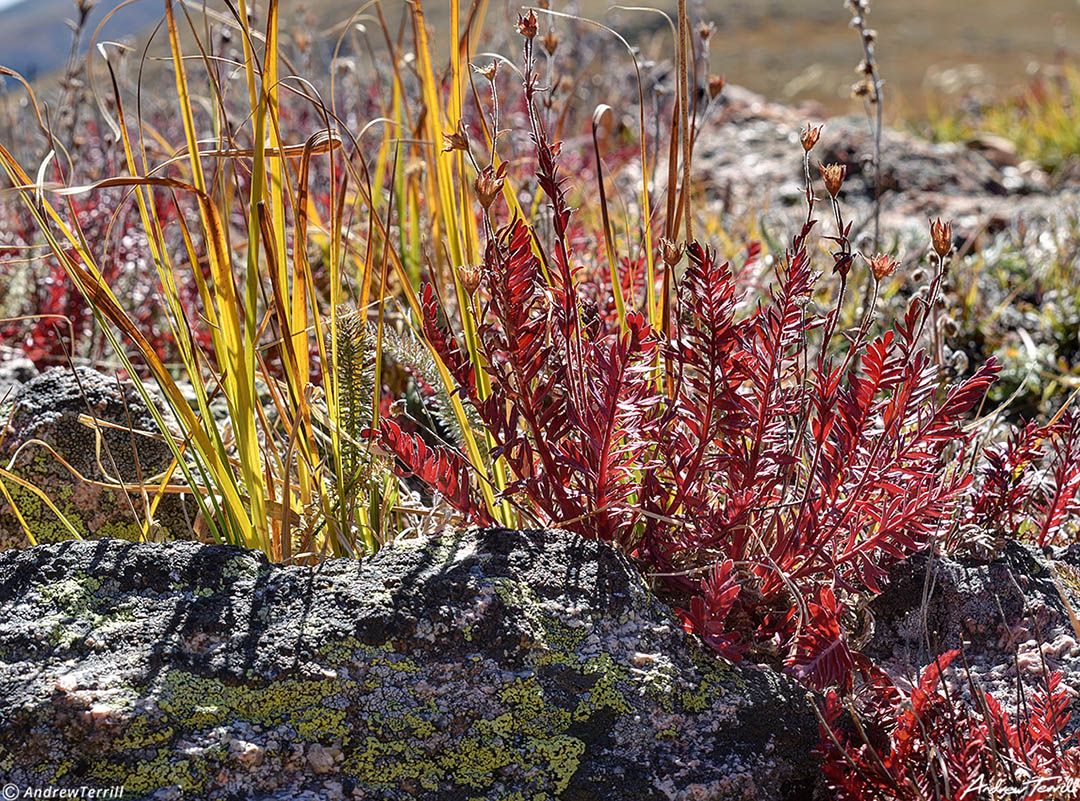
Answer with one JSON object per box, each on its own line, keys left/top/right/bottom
{"left": 0, "top": 0, "right": 161, "bottom": 81}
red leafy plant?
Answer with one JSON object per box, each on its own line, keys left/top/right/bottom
{"left": 370, "top": 17, "right": 1003, "bottom": 688}
{"left": 818, "top": 651, "right": 1080, "bottom": 800}
{"left": 958, "top": 412, "right": 1080, "bottom": 549}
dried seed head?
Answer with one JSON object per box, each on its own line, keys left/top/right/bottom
{"left": 867, "top": 253, "right": 900, "bottom": 281}
{"left": 542, "top": 29, "right": 559, "bottom": 56}
{"left": 820, "top": 163, "right": 847, "bottom": 197}
{"left": 517, "top": 10, "right": 538, "bottom": 39}
{"left": 474, "top": 163, "right": 506, "bottom": 210}
{"left": 659, "top": 237, "right": 685, "bottom": 268}
{"left": 930, "top": 217, "right": 953, "bottom": 258}
{"left": 800, "top": 123, "right": 822, "bottom": 152}
{"left": 697, "top": 21, "right": 716, "bottom": 42}
{"left": 911, "top": 267, "right": 927, "bottom": 283}
{"left": 473, "top": 61, "right": 498, "bottom": 83}
{"left": 442, "top": 120, "right": 470, "bottom": 154}
{"left": 852, "top": 79, "right": 876, "bottom": 101}
{"left": 708, "top": 74, "right": 725, "bottom": 99}
{"left": 941, "top": 316, "right": 959, "bottom": 337}
{"left": 862, "top": 28, "right": 877, "bottom": 43}
{"left": 458, "top": 264, "right": 483, "bottom": 296}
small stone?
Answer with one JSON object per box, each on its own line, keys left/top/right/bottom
{"left": 230, "top": 739, "right": 265, "bottom": 768}
{"left": 307, "top": 743, "right": 339, "bottom": 774}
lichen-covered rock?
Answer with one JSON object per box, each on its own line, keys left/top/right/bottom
{"left": 0, "top": 528, "right": 823, "bottom": 800}
{"left": 0, "top": 366, "right": 199, "bottom": 548}
{"left": 866, "top": 540, "right": 1080, "bottom": 732}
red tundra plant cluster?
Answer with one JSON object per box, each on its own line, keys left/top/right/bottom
{"left": 372, "top": 21, "right": 1080, "bottom": 796}
{"left": 374, "top": 22, "right": 1006, "bottom": 687}
{"left": 818, "top": 651, "right": 1080, "bottom": 799}
{"left": 959, "top": 412, "right": 1080, "bottom": 549}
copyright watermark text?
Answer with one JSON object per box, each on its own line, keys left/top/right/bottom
{"left": 2, "top": 786, "right": 124, "bottom": 800}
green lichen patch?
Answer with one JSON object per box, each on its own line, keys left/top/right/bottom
{"left": 155, "top": 670, "right": 353, "bottom": 740}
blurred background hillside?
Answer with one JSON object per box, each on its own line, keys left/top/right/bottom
{"left": 0, "top": 0, "right": 1076, "bottom": 112}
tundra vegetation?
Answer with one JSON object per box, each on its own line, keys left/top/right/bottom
{"left": 1, "top": 0, "right": 1080, "bottom": 797}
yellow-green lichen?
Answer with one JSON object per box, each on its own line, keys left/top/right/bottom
{"left": 573, "top": 654, "right": 632, "bottom": 720}
{"left": 114, "top": 719, "right": 175, "bottom": 750}
{"left": 529, "top": 735, "right": 585, "bottom": 795}
{"left": 88, "top": 749, "right": 205, "bottom": 795}
{"left": 679, "top": 654, "right": 740, "bottom": 713}
{"left": 157, "top": 670, "right": 353, "bottom": 740}
{"left": 493, "top": 578, "right": 587, "bottom": 665}
{"left": 340, "top": 669, "right": 586, "bottom": 796}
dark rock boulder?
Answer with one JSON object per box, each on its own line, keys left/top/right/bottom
{"left": 0, "top": 528, "right": 823, "bottom": 800}
{"left": 866, "top": 539, "right": 1080, "bottom": 730}
{"left": 0, "top": 366, "right": 199, "bottom": 549}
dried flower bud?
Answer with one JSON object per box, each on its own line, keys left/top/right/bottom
{"left": 659, "top": 237, "right": 684, "bottom": 268}
{"left": 949, "top": 349, "right": 969, "bottom": 373}
{"left": 442, "top": 120, "right": 470, "bottom": 154}
{"left": 800, "top": 123, "right": 822, "bottom": 152}
{"left": 473, "top": 61, "right": 498, "bottom": 83}
{"left": 474, "top": 163, "right": 506, "bottom": 210}
{"left": 458, "top": 264, "right": 483, "bottom": 296}
{"left": 542, "top": 29, "right": 559, "bottom": 56}
{"left": 698, "top": 21, "right": 716, "bottom": 42}
{"left": 517, "top": 10, "right": 538, "bottom": 39}
{"left": 820, "top": 163, "right": 846, "bottom": 197}
{"left": 911, "top": 267, "right": 927, "bottom": 283}
{"left": 707, "top": 74, "right": 725, "bottom": 99}
{"left": 930, "top": 217, "right": 953, "bottom": 258}
{"left": 866, "top": 252, "right": 900, "bottom": 281}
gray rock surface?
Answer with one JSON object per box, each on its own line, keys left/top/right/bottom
{"left": 0, "top": 527, "right": 822, "bottom": 800}
{"left": 866, "top": 539, "right": 1080, "bottom": 733}
{"left": 0, "top": 366, "right": 199, "bottom": 549}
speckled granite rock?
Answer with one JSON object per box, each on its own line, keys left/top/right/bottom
{"left": 0, "top": 528, "right": 822, "bottom": 800}
{"left": 0, "top": 366, "right": 199, "bottom": 548}
{"left": 866, "top": 539, "right": 1080, "bottom": 734}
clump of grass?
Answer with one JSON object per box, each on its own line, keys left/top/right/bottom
{"left": 925, "top": 63, "right": 1080, "bottom": 174}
